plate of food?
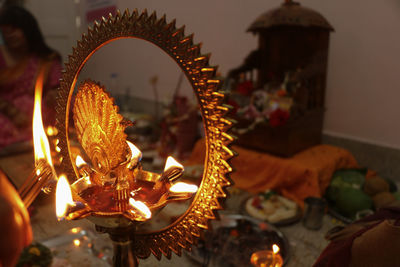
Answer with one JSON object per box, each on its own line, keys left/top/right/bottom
{"left": 242, "top": 190, "right": 302, "bottom": 226}
{"left": 187, "top": 214, "right": 290, "bottom": 267}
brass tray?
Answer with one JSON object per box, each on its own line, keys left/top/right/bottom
{"left": 186, "top": 213, "right": 290, "bottom": 266}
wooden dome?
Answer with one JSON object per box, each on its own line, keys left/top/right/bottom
{"left": 248, "top": 0, "right": 334, "bottom": 33}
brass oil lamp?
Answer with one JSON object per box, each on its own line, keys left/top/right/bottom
{"left": 23, "top": 9, "right": 235, "bottom": 267}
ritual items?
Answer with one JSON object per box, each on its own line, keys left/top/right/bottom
{"left": 227, "top": 0, "right": 334, "bottom": 156}
{"left": 18, "top": 69, "right": 57, "bottom": 208}
{"left": 158, "top": 95, "right": 199, "bottom": 161}
{"left": 20, "top": 9, "right": 234, "bottom": 267}
{"left": 251, "top": 244, "right": 283, "bottom": 267}
{"left": 302, "top": 197, "right": 326, "bottom": 230}
{"left": 188, "top": 214, "right": 289, "bottom": 266}
{"left": 325, "top": 169, "right": 399, "bottom": 223}
{"left": 244, "top": 190, "right": 301, "bottom": 225}
{"left": 17, "top": 242, "right": 53, "bottom": 267}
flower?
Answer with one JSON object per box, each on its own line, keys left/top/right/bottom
{"left": 276, "top": 88, "right": 287, "bottom": 97}
{"left": 226, "top": 98, "right": 240, "bottom": 115}
{"left": 28, "top": 247, "right": 41, "bottom": 256}
{"left": 269, "top": 108, "right": 290, "bottom": 127}
{"left": 236, "top": 80, "right": 254, "bottom": 96}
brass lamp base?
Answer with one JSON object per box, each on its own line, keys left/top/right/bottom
{"left": 95, "top": 224, "right": 139, "bottom": 267}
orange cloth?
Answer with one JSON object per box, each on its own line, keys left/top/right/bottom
{"left": 186, "top": 139, "right": 359, "bottom": 208}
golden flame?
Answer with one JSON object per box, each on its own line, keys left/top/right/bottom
{"left": 129, "top": 198, "right": 151, "bottom": 219}
{"left": 55, "top": 175, "right": 74, "bottom": 219}
{"left": 169, "top": 182, "right": 198, "bottom": 193}
{"left": 73, "top": 239, "right": 81, "bottom": 247}
{"left": 84, "top": 176, "right": 91, "bottom": 185}
{"left": 272, "top": 244, "right": 280, "bottom": 254}
{"left": 164, "top": 156, "right": 184, "bottom": 172}
{"left": 75, "top": 155, "right": 87, "bottom": 168}
{"left": 32, "top": 70, "right": 53, "bottom": 166}
{"left": 70, "top": 227, "right": 80, "bottom": 234}
{"left": 127, "top": 140, "right": 142, "bottom": 159}
{"left": 46, "top": 126, "right": 58, "bottom": 136}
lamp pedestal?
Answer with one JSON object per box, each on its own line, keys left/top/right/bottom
{"left": 96, "top": 225, "right": 139, "bottom": 267}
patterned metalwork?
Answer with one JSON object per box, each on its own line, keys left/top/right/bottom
{"left": 56, "top": 9, "right": 235, "bottom": 260}
{"left": 73, "top": 80, "right": 129, "bottom": 178}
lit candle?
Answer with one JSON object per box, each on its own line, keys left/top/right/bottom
{"left": 250, "top": 244, "right": 283, "bottom": 267}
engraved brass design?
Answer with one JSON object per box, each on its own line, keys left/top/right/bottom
{"left": 73, "top": 80, "right": 129, "bottom": 178}
{"left": 56, "top": 9, "right": 235, "bottom": 260}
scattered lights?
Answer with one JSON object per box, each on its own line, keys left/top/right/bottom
{"left": 73, "top": 239, "right": 81, "bottom": 247}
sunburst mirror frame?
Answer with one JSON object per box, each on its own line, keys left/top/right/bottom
{"left": 55, "top": 9, "right": 235, "bottom": 261}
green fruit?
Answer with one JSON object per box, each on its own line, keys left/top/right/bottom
{"left": 332, "top": 169, "right": 366, "bottom": 188}
{"left": 335, "top": 187, "right": 373, "bottom": 219}
{"left": 326, "top": 169, "right": 366, "bottom": 202}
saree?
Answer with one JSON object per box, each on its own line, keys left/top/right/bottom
{"left": 0, "top": 52, "right": 62, "bottom": 149}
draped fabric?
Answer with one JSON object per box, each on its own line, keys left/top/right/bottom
{"left": 186, "top": 139, "right": 359, "bottom": 208}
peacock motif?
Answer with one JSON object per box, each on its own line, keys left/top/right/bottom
{"left": 73, "top": 80, "right": 134, "bottom": 195}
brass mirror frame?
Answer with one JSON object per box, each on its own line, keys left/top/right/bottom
{"left": 56, "top": 9, "right": 235, "bottom": 260}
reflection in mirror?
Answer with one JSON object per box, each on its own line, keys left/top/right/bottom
{"left": 68, "top": 38, "right": 205, "bottom": 232}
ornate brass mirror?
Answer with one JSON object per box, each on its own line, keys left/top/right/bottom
{"left": 55, "top": 9, "right": 235, "bottom": 265}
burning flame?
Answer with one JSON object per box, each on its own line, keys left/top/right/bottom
{"left": 129, "top": 198, "right": 151, "bottom": 219}
{"left": 170, "top": 182, "right": 198, "bottom": 193}
{"left": 127, "top": 140, "right": 142, "bottom": 159}
{"left": 70, "top": 227, "right": 80, "bottom": 234}
{"left": 164, "top": 156, "right": 184, "bottom": 172}
{"left": 272, "top": 244, "right": 280, "bottom": 254}
{"left": 75, "top": 155, "right": 87, "bottom": 168}
{"left": 32, "top": 70, "right": 53, "bottom": 166}
{"left": 126, "top": 141, "right": 142, "bottom": 169}
{"left": 46, "top": 126, "right": 58, "bottom": 136}
{"left": 73, "top": 239, "right": 81, "bottom": 247}
{"left": 55, "top": 175, "right": 74, "bottom": 219}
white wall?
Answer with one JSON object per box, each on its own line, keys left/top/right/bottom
{"left": 25, "top": 0, "right": 77, "bottom": 61}
{"left": 29, "top": 0, "right": 400, "bottom": 148}
{"left": 306, "top": 0, "right": 400, "bottom": 149}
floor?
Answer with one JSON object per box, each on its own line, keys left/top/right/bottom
{"left": 30, "top": 189, "right": 341, "bottom": 267}
{"left": 0, "top": 143, "right": 375, "bottom": 266}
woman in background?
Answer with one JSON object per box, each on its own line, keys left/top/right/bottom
{"left": 0, "top": 5, "right": 62, "bottom": 149}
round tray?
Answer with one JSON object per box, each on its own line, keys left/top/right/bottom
{"left": 186, "top": 213, "right": 291, "bottom": 266}
{"left": 240, "top": 196, "right": 303, "bottom": 227}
